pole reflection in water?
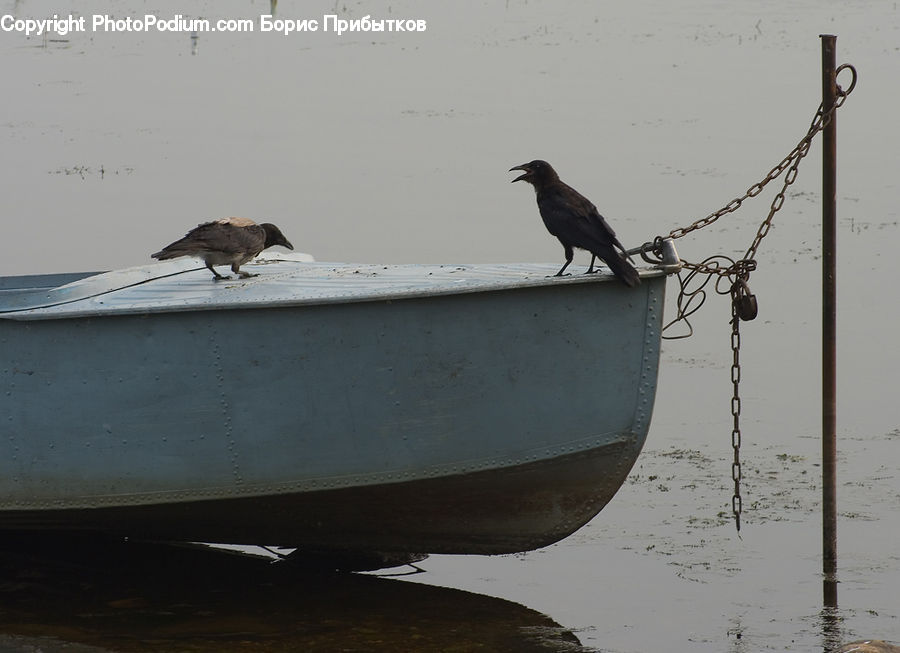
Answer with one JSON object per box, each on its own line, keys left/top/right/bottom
{"left": 0, "top": 535, "right": 585, "bottom": 652}
{"left": 821, "top": 602, "right": 845, "bottom": 653}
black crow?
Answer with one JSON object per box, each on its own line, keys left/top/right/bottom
{"left": 510, "top": 160, "right": 639, "bottom": 287}
{"left": 151, "top": 217, "right": 294, "bottom": 280}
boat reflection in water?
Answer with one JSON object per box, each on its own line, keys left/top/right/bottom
{"left": 0, "top": 535, "right": 586, "bottom": 652}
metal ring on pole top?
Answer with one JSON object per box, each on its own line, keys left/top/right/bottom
{"left": 835, "top": 63, "right": 857, "bottom": 97}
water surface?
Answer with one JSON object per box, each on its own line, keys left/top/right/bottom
{"left": 2, "top": 0, "right": 898, "bottom": 651}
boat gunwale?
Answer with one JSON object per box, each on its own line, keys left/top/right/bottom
{"left": 0, "top": 258, "right": 673, "bottom": 321}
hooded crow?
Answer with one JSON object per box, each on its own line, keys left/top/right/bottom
{"left": 151, "top": 217, "right": 294, "bottom": 280}
{"left": 510, "top": 160, "right": 639, "bottom": 287}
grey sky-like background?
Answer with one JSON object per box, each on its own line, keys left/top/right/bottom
{"left": 3, "top": 1, "right": 899, "bottom": 650}
{"left": 2, "top": 0, "right": 895, "bottom": 278}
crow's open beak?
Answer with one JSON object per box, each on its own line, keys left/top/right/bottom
{"left": 509, "top": 164, "right": 530, "bottom": 183}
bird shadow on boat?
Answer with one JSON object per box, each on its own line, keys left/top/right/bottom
{"left": 0, "top": 533, "right": 587, "bottom": 652}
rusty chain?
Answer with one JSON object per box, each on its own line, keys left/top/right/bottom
{"left": 667, "top": 66, "right": 855, "bottom": 257}
{"left": 730, "top": 287, "right": 744, "bottom": 531}
{"left": 652, "top": 65, "right": 856, "bottom": 530}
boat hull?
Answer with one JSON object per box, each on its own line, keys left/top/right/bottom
{"left": 0, "top": 263, "right": 665, "bottom": 554}
{"left": 1, "top": 443, "right": 635, "bottom": 554}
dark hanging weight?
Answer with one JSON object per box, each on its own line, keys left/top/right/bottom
{"left": 733, "top": 280, "right": 759, "bottom": 321}
{"left": 738, "top": 292, "right": 758, "bottom": 321}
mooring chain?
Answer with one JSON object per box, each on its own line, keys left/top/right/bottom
{"left": 667, "top": 63, "right": 856, "bottom": 255}
{"left": 642, "top": 66, "right": 856, "bottom": 530}
{"left": 730, "top": 282, "right": 746, "bottom": 531}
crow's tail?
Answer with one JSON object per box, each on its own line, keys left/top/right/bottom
{"left": 151, "top": 238, "right": 196, "bottom": 260}
{"left": 606, "top": 251, "right": 640, "bottom": 287}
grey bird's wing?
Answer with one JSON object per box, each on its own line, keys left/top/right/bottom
{"left": 152, "top": 221, "right": 267, "bottom": 260}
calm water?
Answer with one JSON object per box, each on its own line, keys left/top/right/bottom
{"left": 2, "top": 0, "right": 898, "bottom": 650}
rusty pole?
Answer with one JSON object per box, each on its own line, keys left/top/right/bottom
{"left": 820, "top": 34, "right": 838, "bottom": 608}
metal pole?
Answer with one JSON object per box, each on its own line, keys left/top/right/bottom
{"left": 820, "top": 34, "right": 838, "bottom": 608}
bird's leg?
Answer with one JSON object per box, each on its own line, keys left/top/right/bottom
{"left": 554, "top": 245, "right": 574, "bottom": 277}
{"left": 207, "top": 262, "right": 230, "bottom": 281}
{"left": 586, "top": 255, "right": 597, "bottom": 274}
{"left": 233, "top": 264, "right": 257, "bottom": 279}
